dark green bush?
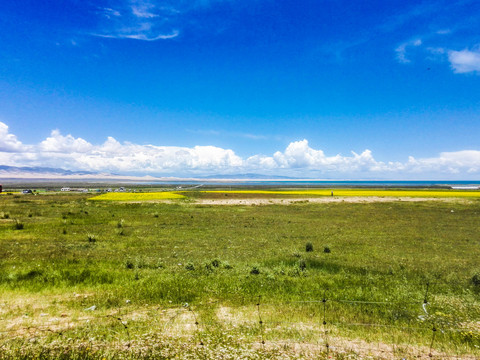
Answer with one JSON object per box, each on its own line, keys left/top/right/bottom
{"left": 250, "top": 266, "right": 260, "bottom": 275}
{"left": 472, "top": 272, "right": 480, "bottom": 286}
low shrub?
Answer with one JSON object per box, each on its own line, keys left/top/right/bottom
{"left": 472, "top": 272, "right": 480, "bottom": 286}
{"left": 210, "top": 259, "right": 221, "bottom": 268}
{"left": 185, "top": 262, "right": 195, "bottom": 271}
{"left": 250, "top": 266, "right": 260, "bottom": 275}
{"left": 14, "top": 221, "right": 24, "bottom": 230}
{"left": 298, "top": 259, "right": 307, "bottom": 271}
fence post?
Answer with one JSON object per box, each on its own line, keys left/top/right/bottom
{"left": 424, "top": 281, "right": 430, "bottom": 305}
{"left": 108, "top": 315, "right": 131, "bottom": 348}
{"left": 187, "top": 304, "right": 203, "bottom": 346}
{"left": 257, "top": 295, "right": 265, "bottom": 345}
{"left": 423, "top": 281, "right": 437, "bottom": 358}
{"left": 322, "top": 290, "right": 329, "bottom": 356}
{"left": 428, "top": 323, "right": 437, "bottom": 358}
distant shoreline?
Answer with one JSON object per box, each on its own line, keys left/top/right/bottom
{"left": 1, "top": 178, "right": 479, "bottom": 190}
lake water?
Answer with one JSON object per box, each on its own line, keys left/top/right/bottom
{"left": 140, "top": 180, "right": 480, "bottom": 188}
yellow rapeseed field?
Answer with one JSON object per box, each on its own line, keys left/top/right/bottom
{"left": 202, "top": 189, "right": 480, "bottom": 197}
{"left": 90, "top": 192, "right": 185, "bottom": 201}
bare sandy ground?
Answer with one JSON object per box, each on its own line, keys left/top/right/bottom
{"left": 193, "top": 196, "right": 474, "bottom": 206}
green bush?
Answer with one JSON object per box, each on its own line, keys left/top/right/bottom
{"left": 250, "top": 266, "right": 260, "bottom": 275}
{"left": 472, "top": 272, "right": 480, "bottom": 286}
{"left": 210, "top": 259, "right": 221, "bottom": 268}
{"left": 298, "top": 259, "right": 307, "bottom": 271}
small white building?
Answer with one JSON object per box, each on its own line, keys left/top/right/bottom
{"left": 61, "top": 187, "right": 71, "bottom": 192}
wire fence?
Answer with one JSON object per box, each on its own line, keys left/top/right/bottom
{"left": 1, "top": 290, "right": 480, "bottom": 359}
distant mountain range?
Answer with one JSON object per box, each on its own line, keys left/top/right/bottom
{"left": 0, "top": 166, "right": 302, "bottom": 181}
{"left": 0, "top": 165, "right": 96, "bottom": 176}
{"left": 198, "top": 173, "right": 299, "bottom": 180}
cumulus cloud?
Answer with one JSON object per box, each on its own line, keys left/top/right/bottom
{"left": 0, "top": 122, "right": 479, "bottom": 178}
{"left": 0, "top": 122, "right": 27, "bottom": 152}
{"left": 448, "top": 48, "right": 480, "bottom": 73}
{"left": 40, "top": 130, "right": 93, "bottom": 153}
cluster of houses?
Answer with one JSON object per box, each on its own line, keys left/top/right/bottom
{"left": 61, "top": 187, "right": 89, "bottom": 192}
{"left": 60, "top": 187, "right": 127, "bottom": 193}
{"left": 0, "top": 185, "right": 129, "bottom": 194}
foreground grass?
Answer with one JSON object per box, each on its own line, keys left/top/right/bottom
{"left": 1, "top": 192, "right": 480, "bottom": 358}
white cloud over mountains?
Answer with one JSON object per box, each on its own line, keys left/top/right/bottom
{"left": 0, "top": 122, "right": 479, "bottom": 178}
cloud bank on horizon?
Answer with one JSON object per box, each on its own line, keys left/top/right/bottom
{"left": 0, "top": 122, "right": 478, "bottom": 179}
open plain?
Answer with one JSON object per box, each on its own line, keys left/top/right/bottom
{"left": 1, "top": 187, "right": 480, "bottom": 359}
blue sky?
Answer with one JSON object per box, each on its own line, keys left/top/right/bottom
{"left": 0, "top": 0, "right": 479, "bottom": 179}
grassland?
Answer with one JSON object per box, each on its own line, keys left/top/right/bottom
{"left": 1, "top": 190, "right": 480, "bottom": 359}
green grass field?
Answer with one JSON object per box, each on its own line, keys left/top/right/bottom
{"left": 1, "top": 191, "right": 479, "bottom": 359}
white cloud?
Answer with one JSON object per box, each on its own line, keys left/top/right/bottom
{"left": 93, "top": 1, "right": 180, "bottom": 41}
{"left": 0, "top": 122, "right": 27, "bottom": 152}
{"left": 447, "top": 48, "right": 480, "bottom": 73}
{"left": 40, "top": 130, "right": 93, "bottom": 153}
{"left": 436, "top": 29, "right": 451, "bottom": 35}
{"left": 395, "top": 38, "right": 422, "bottom": 63}
{"left": 102, "top": 7, "right": 121, "bottom": 18}
{"left": 131, "top": 3, "right": 159, "bottom": 19}
{"left": 91, "top": 0, "right": 238, "bottom": 42}
{"left": 0, "top": 122, "right": 479, "bottom": 178}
